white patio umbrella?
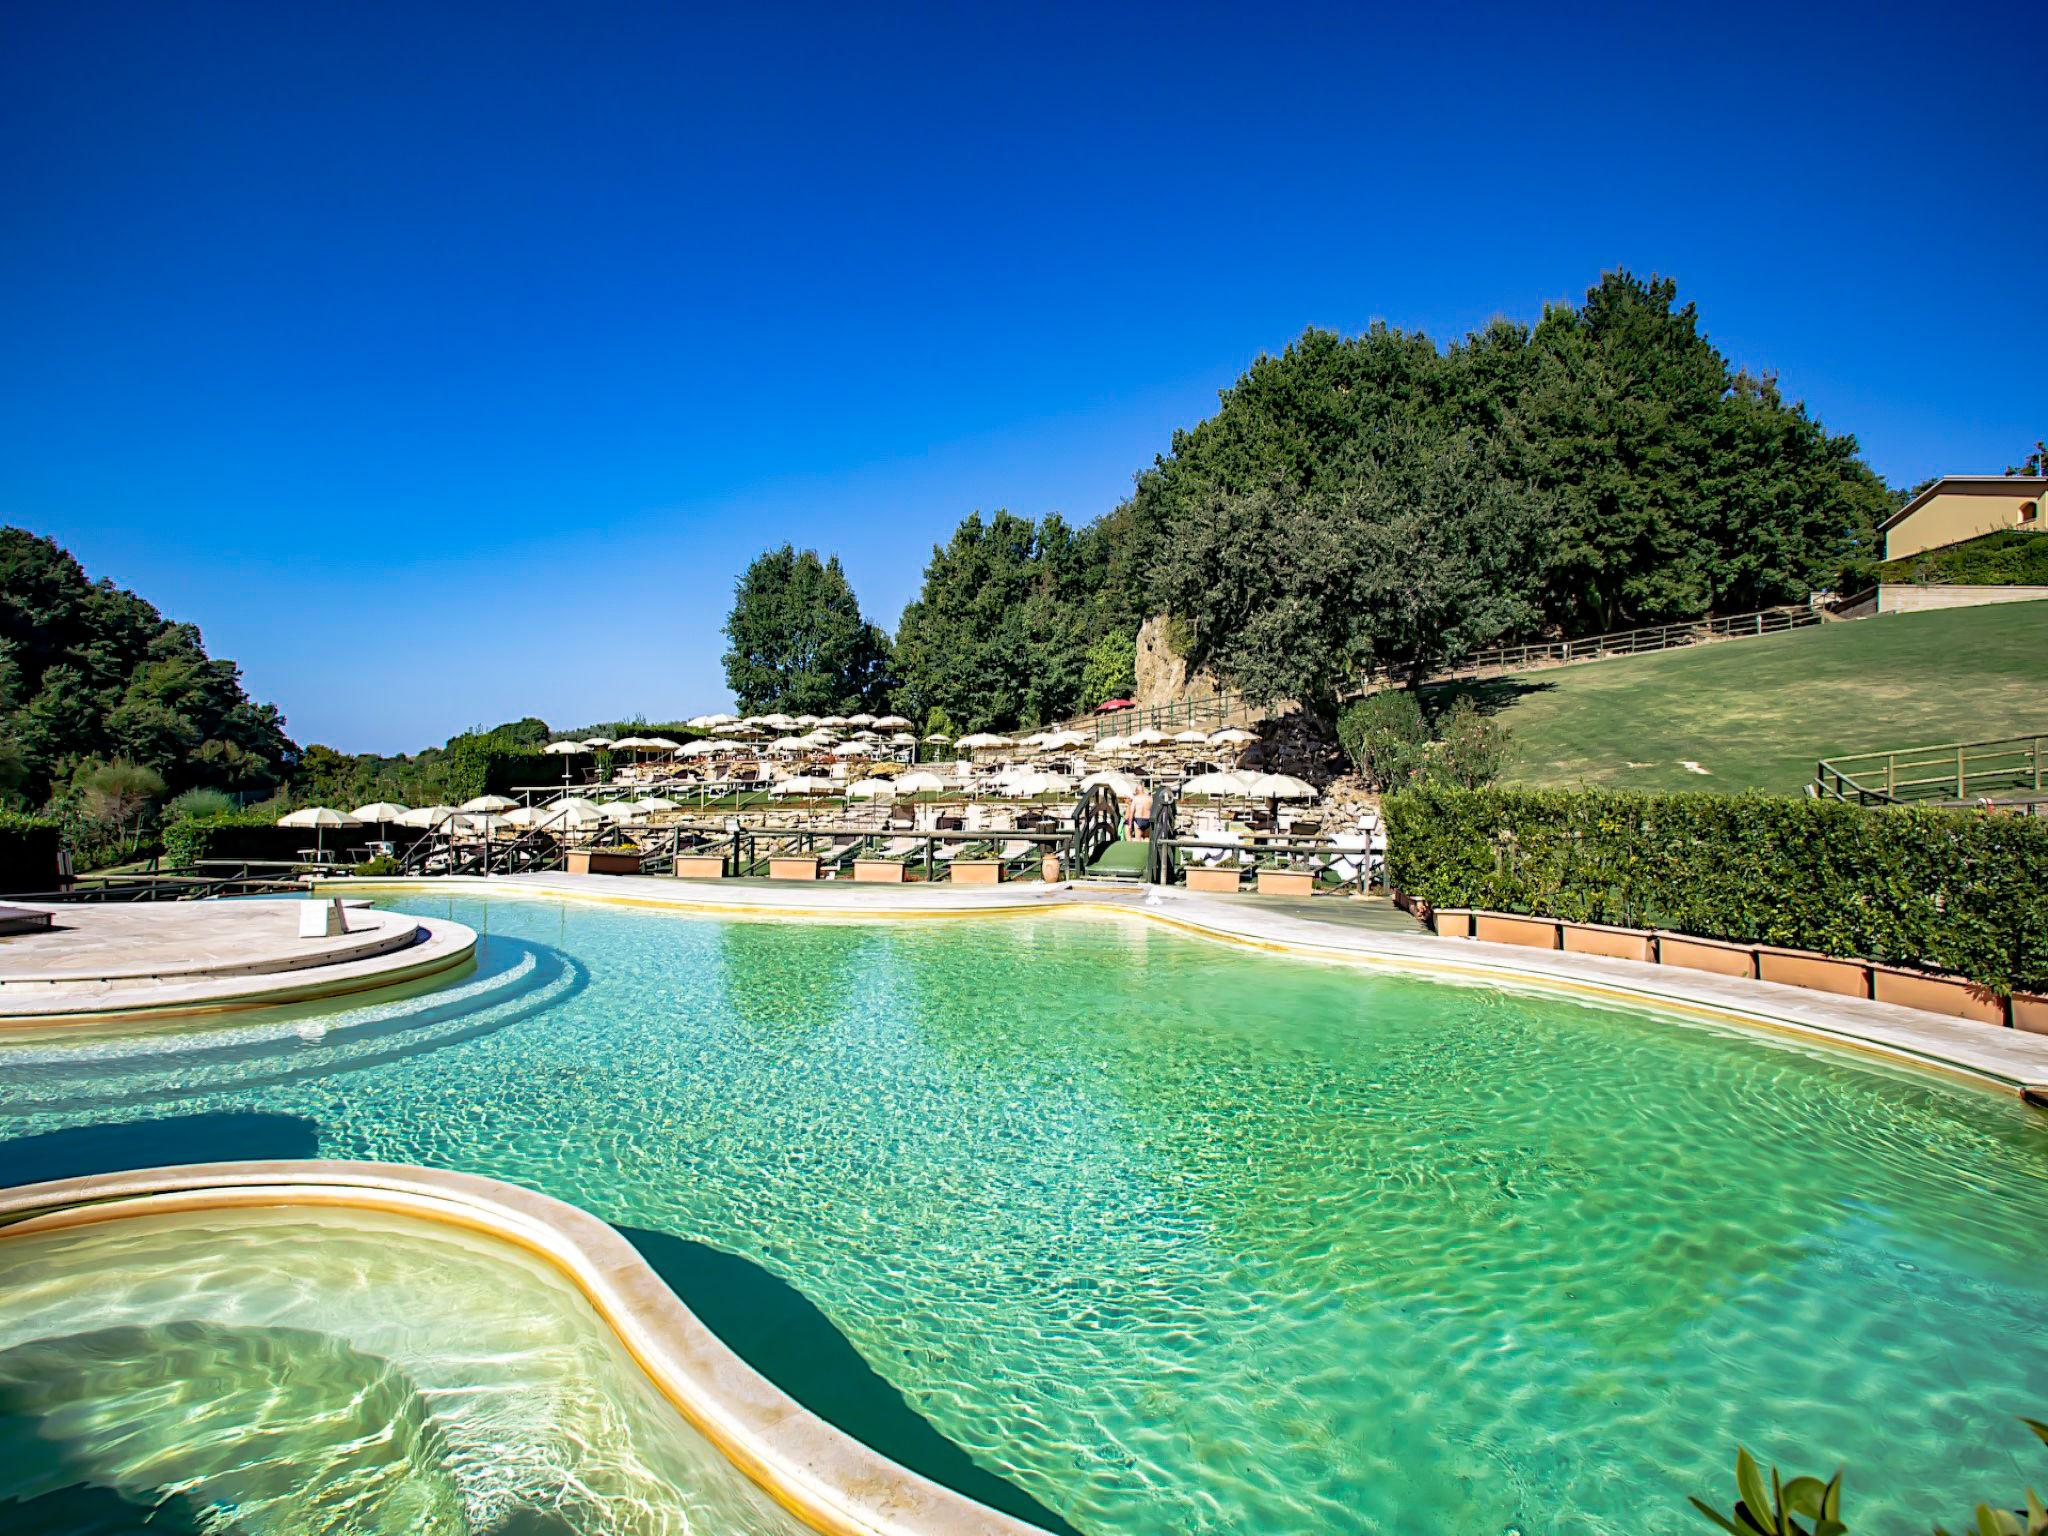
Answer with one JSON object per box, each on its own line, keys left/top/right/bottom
{"left": 1243, "top": 772, "right": 1317, "bottom": 800}
{"left": 460, "top": 795, "right": 517, "bottom": 813}
{"left": 922, "top": 732, "right": 952, "bottom": 744}
{"left": 634, "top": 796, "right": 679, "bottom": 812}
{"left": 609, "top": 736, "right": 651, "bottom": 750}
{"left": 581, "top": 737, "right": 614, "bottom": 750}
{"left": 1181, "top": 770, "right": 1259, "bottom": 797}
{"left": 1172, "top": 729, "right": 1210, "bottom": 744}
{"left": 542, "top": 799, "right": 610, "bottom": 829}
{"left": 714, "top": 722, "right": 759, "bottom": 736}
{"left": 890, "top": 731, "right": 916, "bottom": 744}
{"left": 872, "top": 714, "right": 911, "bottom": 729}
{"left": 847, "top": 713, "right": 877, "bottom": 726}
{"left": 502, "top": 805, "right": 546, "bottom": 828}
{"left": 542, "top": 741, "right": 583, "bottom": 755}
{"left": 770, "top": 736, "right": 808, "bottom": 752}
{"left": 1095, "top": 735, "right": 1132, "bottom": 753}
{"left": 678, "top": 739, "right": 722, "bottom": 757}
{"left": 846, "top": 777, "right": 897, "bottom": 798}
{"left": 994, "top": 769, "right": 1058, "bottom": 797}
{"left": 277, "top": 806, "right": 360, "bottom": 861}
{"left": 772, "top": 775, "right": 830, "bottom": 796}
{"left": 1207, "top": 727, "right": 1256, "bottom": 746}
{"left": 837, "top": 740, "right": 880, "bottom": 756}
{"left": 794, "top": 714, "right": 820, "bottom": 726}
{"left": 1078, "top": 770, "right": 1141, "bottom": 797}
{"left": 956, "top": 732, "right": 1010, "bottom": 751}
{"left": 455, "top": 813, "right": 514, "bottom": 838}
{"left": 686, "top": 715, "right": 723, "bottom": 730}
{"left": 818, "top": 715, "right": 849, "bottom": 727}
{"left": 397, "top": 804, "right": 458, "bottom": 828}
{"left": 1037, "top": 730, "right": 1089, "bottom": 749}
{"left": 598, "top": 802, "right": 639, "bottom": 822}
{"left": 350, "top": 801, "right": 409, "bottom": 823}
{"left": 896, "top": 770, "right": 947, "bottom": 794}
{"left": 1127, "top": 728, "right": 1171, "bottom": 747}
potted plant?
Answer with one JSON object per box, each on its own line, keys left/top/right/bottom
{"left": 566, "top": 842, "right": 642, "bottom": 876}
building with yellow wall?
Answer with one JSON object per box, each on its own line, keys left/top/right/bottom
{"left": 1880, "top": 475, "right": 2047, "bottom": 559}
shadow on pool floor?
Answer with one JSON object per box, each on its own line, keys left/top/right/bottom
{"left": 619, "top": 1226, "right": 1080, "bottom": 1535}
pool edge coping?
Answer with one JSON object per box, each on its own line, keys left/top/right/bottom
{"left": 0, "top": 1160, "right": 1054, "bottom": 1536}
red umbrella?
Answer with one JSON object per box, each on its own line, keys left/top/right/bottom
{"left": 1095, "top": 698, "right": 1133, "bottom": 712}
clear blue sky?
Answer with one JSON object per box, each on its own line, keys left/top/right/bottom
{"left": 3, "top": 2, "right": 2041, "bottom": 753}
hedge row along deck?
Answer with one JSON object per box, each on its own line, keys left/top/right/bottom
{"left": 1383, "top": 783, "right": 2048, "bottom": 995}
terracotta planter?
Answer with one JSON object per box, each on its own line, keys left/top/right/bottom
{"left": 768, "top": 855, "right": 821, "bottom": 882}
{"left": 852, "top": 859, "right": 907, "bottom": 884}
{"left": 1756, "top": 946, "right": 1871, "bottom": 999}
{"left": 1185, "top": 866, "right": 1244, "bottom": 894}
{"left": 1255, "top": 869, "right": 1315, "bottom": 898}
{"left": 1040, "top": 855, "right": 1062, "bottom": 883}
{"left": 2011, "top": 992, "right": 2048, "bottom": 1036}
{"left": 950, "top": 860, "right": 1004, "bottom": 885}
{"left": 1655, "top": 932, "right": 1758, "bottom": 979}
{"left": 1432, "top": 908, "right": 1474, "bottom": 939}
{"left": 672, "top": 854, "right": 727, "bottom": 880}
{"left": 1473, "top": 912, "right": 1561, "bottom": 950}
{"left": 1870, "top": 964, "right": 2007, "bottom": 1025}
{"left": 565, "top": 849, "right": 640, "bottom": 876}
{"left": 1560, "top": 921, "right": 1655, "bottom": 963}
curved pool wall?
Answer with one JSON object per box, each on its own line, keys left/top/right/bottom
{"left": 4, "top": 887, "right": 2047, "bottom": 1533}
{"left": 0, "top": 1164, "right": 1048, "bottom": 1536}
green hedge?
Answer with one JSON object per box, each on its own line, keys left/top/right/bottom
{"left": 0, "top": 811, "right": 62, "bottom": 894}
{"left": 162, "top": 810, "right": 385, "bottom": 869}
{"left": 442, "top": 740, "right": 568, "bottom": 801}
{"left": 1383, "top": 784, "right": 2048, "bottom": 993}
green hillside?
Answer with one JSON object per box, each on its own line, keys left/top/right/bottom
{"left": 1436, "top": 600, "right": 2048, "bottom": 796}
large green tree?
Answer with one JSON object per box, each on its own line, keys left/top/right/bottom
{"left": 892, "top": 511, "right": 1119, "bottom": 731}
{"left": 0, "top": 527, "right": 297, "bottom": 808}
{"left": 722, "top": 545, "right": 892, "bottom": 714}
{"left": 1124, "top": 270, "right": 1892, "bottom": 703}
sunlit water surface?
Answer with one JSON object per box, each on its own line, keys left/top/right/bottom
{"left": 3, "top": 892, "right": 2045, "bottom": 1534}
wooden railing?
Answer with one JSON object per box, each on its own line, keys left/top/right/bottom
{"left": 1813, "top": 731, "right": 2048, "bottom": 805}
{"left": 1418, "top": 604, "right": 1819, "bottom": 683}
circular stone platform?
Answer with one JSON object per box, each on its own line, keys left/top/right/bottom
{"left": 0, "top": 899, "right": 477, "bottom": 1024}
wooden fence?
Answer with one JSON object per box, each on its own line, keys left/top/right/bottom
{"left": 1813, "top": 731, "right": 2048, "bottom": 805}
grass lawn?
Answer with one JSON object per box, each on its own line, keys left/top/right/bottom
{"left": 1432, "top": 599, "right": 2048, "bottom": 796}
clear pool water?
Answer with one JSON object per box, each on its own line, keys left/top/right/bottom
{"left": 3, "top": 892, "right": 2046, "bottom": 1535}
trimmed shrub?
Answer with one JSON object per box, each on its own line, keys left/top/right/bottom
{"left": 162, "top": 810, "right": 385, "bottom": 869}
{"left": 0, "top": 810, "right": 61, "bottom": 894}
{"left": 1337, "top": 691, "right": 1432, "bottom": 791}
{"left": 1383, "top": 784, "right": 2048, "bottom": 993}
{"left": 442, "top": 739, "right": 561, "bottom": 801}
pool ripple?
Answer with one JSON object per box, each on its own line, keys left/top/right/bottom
{"left": 2, "top": 896, "right": 2045, "bottom": 1535}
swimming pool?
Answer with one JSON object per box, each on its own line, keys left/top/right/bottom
{"left": 4, "top": 891, "right": 2046, "bottom": 1534}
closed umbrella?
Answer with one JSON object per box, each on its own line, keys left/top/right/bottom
{"left": 277, "top": 806, "right": 360, "bottom": 862}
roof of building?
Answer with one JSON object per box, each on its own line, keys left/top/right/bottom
{"left": 1878, "top": 474, "right": 2048, "bottom": 534}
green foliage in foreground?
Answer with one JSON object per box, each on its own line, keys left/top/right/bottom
{"left": 1693, "top": 1420, "right": 2048, "bottom": 1536}
{"left": 1382, "top": 784, "right": 2048, "bottom": 993}
{"left": 1873, "top": 529, "right": 2048, "bottom": 588}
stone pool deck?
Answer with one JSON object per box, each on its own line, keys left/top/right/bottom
{"left": 328, "top": 872, "right": 2048, "bottom": 1102}
{"left": 0, "top": 898, "right": 477, "bottom": 1024}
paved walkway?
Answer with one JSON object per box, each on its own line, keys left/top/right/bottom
{"left": 0, "top": 899, "right": 477, "bottom": 1023}
{"left": 345, "top": 871, "right": 2048, "bottom": 1100}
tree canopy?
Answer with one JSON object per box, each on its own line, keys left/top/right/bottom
{"left": 1123, "top": 270, "right": 1894, "bottom": 708}
{"left": 892, "top": 511, "right": 1129, "bottom": 732}
{"left": 722, "top": 545, "right": 893, "bottom": 715}
{"left": 0, "top": 527, "right": 297, "bottom": 811}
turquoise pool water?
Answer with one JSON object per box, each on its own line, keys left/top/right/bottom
{"left": 3, "top": 892, "right": 2046, "bottom": 1534}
